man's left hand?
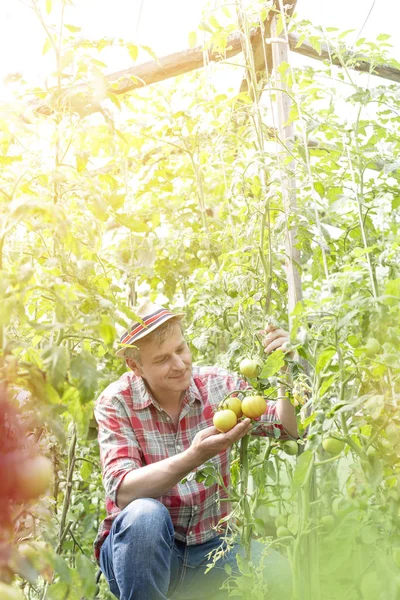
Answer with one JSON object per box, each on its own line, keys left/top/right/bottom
{"left": 260, "top": 324, "right": 291, "bottom": 356}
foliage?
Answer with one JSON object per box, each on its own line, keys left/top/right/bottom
{"left": 0, "top": 0, "right": 399, "bottom": 599}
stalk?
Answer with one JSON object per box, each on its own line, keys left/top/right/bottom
{"left": 239, "top": 434, "right": 252, "bottom": 560}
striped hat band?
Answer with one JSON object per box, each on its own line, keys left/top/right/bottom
{"left": 120, "top": 308, "right": 173, "bottom": 347}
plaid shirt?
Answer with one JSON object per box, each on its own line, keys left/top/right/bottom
{"left": 94, "top": 366, "right": 287, "bottom": 561}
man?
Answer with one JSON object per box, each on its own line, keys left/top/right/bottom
{"left": 95, "top": 301, "right": 298, "bottom": 600}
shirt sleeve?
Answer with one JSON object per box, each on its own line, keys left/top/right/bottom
{"left": 252, "top": 401, "right": 294, "bottom": 440}
{"left": 94, "top": 395, "right": 142, "bottom": 504}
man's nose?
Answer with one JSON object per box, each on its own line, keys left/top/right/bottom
{"left": 172, "top": 354, "right": 185, "bottom": 369}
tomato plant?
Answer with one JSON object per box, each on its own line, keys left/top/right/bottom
{"left": 1, "top": 2, "right": 400, "bottom": 599}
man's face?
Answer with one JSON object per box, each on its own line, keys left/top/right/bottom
{"left": 128, "top": 322, "right": 192, "bottom": 396}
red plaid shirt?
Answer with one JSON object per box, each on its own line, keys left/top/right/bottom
{"left": 94, "top": 366, "right": 287, "bottom": 561}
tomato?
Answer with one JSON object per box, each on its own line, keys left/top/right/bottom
{"left": 239, "top": 358, "right": 259, "bottom": 378}
{"left": 222, "top": 396, "right": 242, "bottom": 418}
{"left": 0, "top": 583, "right": 25, "bottom": 600}
{"left": 213, "top": 409, "right": 237, "bottom": 432}
{"left": 282, "top": 441, "right": 298, "bottom": 456}
{"left": 276, "top": 526, "right": 291, "bottom": 538}
{"left": 365, "top": 337, "right": 381, "bottom": 357}
{"left": 322, "top": 437, "right": 345, "bottom": 455}
{"left": 320, "top": 515, "right": 334, "bottom": 531}
{"left": 241, "top": 395, "right": 266, "bottom": 419}
{"left": 233, "top": 322, "right": 241, "bottom": 332}
{"left": 17, "top": 455, "right": 53, "bottom": 500}
{"left": 275, "top": 515, "right": 287, "bottom": 528}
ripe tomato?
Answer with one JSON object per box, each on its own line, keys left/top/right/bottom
{"left": 365, "top": 337, "right": 381, "bottom": 357}
{"left": 17, "top": 455, "right": 53, "bottom": 500}
{"left": 0, "top": 583, "right": 25, "bottom": 600}
{"left": 239, "top": 358, "right": 259, "bottom": 378}
{"left": 241, "top": 395, "right": 266, "bottom": 419}
{"left": 282, "top": 440, "right": 298, "bottom": 456}
{"left": 322, "top": 437, "right": 345, "bottom": 455}
{"left": 213, "top": 409, "right": 237, "bottom": 432}
{"left": 222, "top": 396, "right": 242, "bottom": 418}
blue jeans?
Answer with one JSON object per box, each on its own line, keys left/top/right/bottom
{"left": 100, "top": 498, "right": 292, "bottom": 600}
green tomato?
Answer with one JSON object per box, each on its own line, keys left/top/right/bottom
{"left": 320, "top": 515, "right": 335, "bottom": 531}
{"left": 233, "top": 322, "right": 241, "bottom": 332}
{"left": 365, "top": 337, "right": 381, "bottom": 357}
{"left": 275, "top": 515, "right": 287, "bottom": 528}
{"left": 282, "top": 441, "right": 298, "bottom": 456}
{"left": 276, "top": 526, "right": 291, "bottom": 538}
{"left": 322, "top": 437, "right": 345, "bottom": 455}
{"left": 239, "top": 358, "right": 259, "bottom": 378}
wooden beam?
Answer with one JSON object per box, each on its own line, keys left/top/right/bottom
{"left": 239, "top": 0, "right": 298, "bottom": 94}
{"left": 30, "top": 28, "right": 259, "bottom": 117}
{"left": 288, "top": 35, "right": 400, "bottom": 84}
{"left": 29, "top": 30, "right": 400, "bottom": 118}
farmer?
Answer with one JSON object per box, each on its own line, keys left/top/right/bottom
{"left": 95, "top": 301, "right": 298, "bottom": 600}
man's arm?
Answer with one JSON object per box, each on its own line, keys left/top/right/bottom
{"left": 262, "top": 325, "right": 299, "bottom": 438}
{"left": 117, "top": 418, "right": 252, "bottom": 509}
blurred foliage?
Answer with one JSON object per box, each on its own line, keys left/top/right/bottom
{"left": 0, "top": 0, "right": 399, "bottom": 599}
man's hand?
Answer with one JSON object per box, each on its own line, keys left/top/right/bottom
{"left": 260, "top": 324, "right": 291, "bottom": 355}
{"left": 188, "top": 419, "right": 252, "bottom": 464}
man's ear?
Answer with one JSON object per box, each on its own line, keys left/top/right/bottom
{"left": 126, "top": 358, "right": 142, "bottom": 377}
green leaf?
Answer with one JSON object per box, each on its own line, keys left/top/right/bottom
{"left": 385, "top": 278, "right": 400, "bottom": 306}
{"left": 364, "top": 395, "right": 385, "bottom": 420}
{"left": 42, "top": 38, "right": 52, "bottom": 55}
{"left": 259, "top": 350, "right": 285, "bottom": 378}
{"left": 128, "top": 44, "right": 138, "bottom": 62}
{"left": 76, "top": 554, "right": 97, "bottom": 597}
{"left": 319, "top": 374, "right": 338, "bottom": 397}
{"left": 141, "top": 45, "right": 158, "bottom": 61}
{"left": 45, "top": 0, "right": 52, "bottom": 15}
{"left": 199, "top": 21, "right": 213, "bottom": 34}
{"left": 70, "top": 351, "right": 98, "bottom": 403}
{"left": 188, "top": 32, "right": 197, "bottom": 48}
{"left": 76, "top": 154, "right": 88, "bottom": 172}
{"left": 377, "top": 33, "right": 391, "bottom": 41}
{"left": 0, "top": 155, "right": 22, "bottom": 164}
{"left": 42, "top": 345, "right": 70, "bottom": 392}
{"left": 391, "top": 196, "right": 400, "bottom": 209}
{"left": 292, "top": 450, "right": 312, "bottom": 493}
{"left": 316, "top": 348, "right": 336, "bottom": 374}
{"left": 314, "top": 182, "right": 325, "bottom": 197}
{"left": 65, "top": 24, "right": 82, "bottom": 33}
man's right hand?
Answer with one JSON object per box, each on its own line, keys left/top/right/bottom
{"left": 188, "top": 419, "right": 252, "bottom": 464}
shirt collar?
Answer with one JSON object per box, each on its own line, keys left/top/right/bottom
{"left": 129, "top": 372, "right": 202, "bottom": 410}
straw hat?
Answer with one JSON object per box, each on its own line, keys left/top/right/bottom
{"left": 115, "top": 300, "right": 185, "bottom": 357}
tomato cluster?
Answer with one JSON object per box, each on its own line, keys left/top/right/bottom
{"left": 213, "top": 393, "right": 267, "bottom": 432}
{"left": 0, "top": 395, "right": 52, "bottom": 526}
